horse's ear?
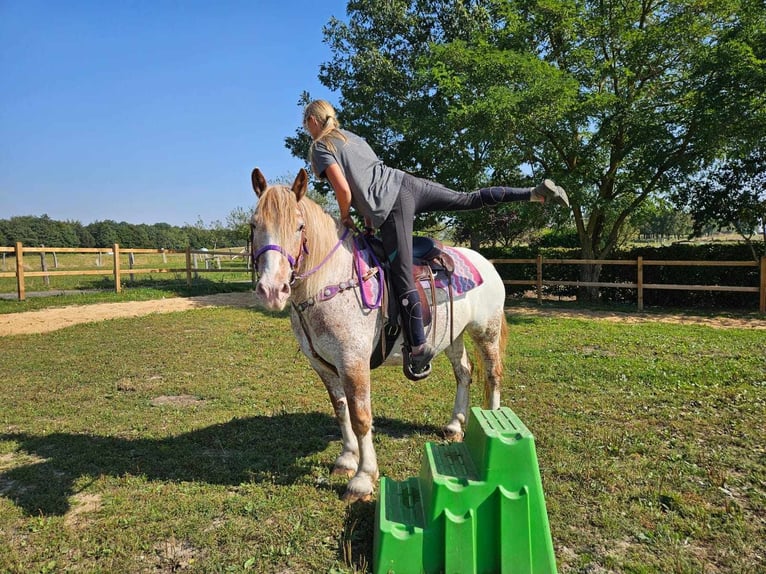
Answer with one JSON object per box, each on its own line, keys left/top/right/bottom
{"left": 252, "top": 168, "right": 267, "bottom": 197}
{"left": 292, "top": 168, "right": 308, "bottom": 202}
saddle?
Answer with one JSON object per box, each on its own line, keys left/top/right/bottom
{"left": 361, "top": 235, "right": 456, "bottom": 369}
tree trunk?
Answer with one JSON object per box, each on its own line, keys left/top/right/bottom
{"left": 470, "top": 230, "right": 481, "bottom": 251}
{"left": 578, "top": 263, "right": 602, "bottom": 303}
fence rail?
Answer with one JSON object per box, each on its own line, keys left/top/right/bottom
{"left": 1, "top": 243, "right": 764, "bottom": 313}
{"left": 489, "top": 255, "right": 766, "bottom": 313}
{"left": 0, "top": 242, "right": 252, "bottom": 301}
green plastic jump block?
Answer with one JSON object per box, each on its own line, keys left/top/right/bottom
{"left": 373, "top": 407, "right": 557, "bottom": 574}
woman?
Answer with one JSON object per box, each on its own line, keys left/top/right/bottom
{"left": 304, "top": 99, "right": 568, "bottom": 380}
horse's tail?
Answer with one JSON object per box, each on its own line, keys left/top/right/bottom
{"left": 481, "top": 312, "right": 508, "bottom": 409}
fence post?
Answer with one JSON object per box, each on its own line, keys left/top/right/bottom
{"left": 40, "top": 245, "right": 50, "bottom": 287}
{"left": 113, "top": 243, "right": 122, "bottom": 293}
{"left": 760, "top": 256, "right": 765, "bottom": 314}
{"left": 637, "top": 256, "right": 644, "bottom": 312}
{"left": 536, "top": 255, "right": 543, "bottom": 305}
{"left": 15, "top": 242, "right": 25, "bottom": 301}
{"left": 129, "top": 251, "right": 135, "bottom": 282}
{"left": 185, "top": 246, "right": 193, "bottom": 287}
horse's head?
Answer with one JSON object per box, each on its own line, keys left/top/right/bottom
{"left": 250, "top": 168, "right": 308, "bottom": 311}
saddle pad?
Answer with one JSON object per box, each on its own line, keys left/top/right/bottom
{"left": 428, "top": 246, "right": 484, "bottom": 295}
{"left": 354, "top": 237, "right": 385, "bottom": 309}
{"left": 355, "top": 240, "right": 483, "bottom": 307}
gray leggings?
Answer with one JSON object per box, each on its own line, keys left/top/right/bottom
{"left": 379, "top": 173, "right": 530, "bottom": 346}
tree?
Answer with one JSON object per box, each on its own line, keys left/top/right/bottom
{"left": 674, "top": 151, "right": 766, "bottom": 259}
{"left": 86, "top": 220, "right": 121, "bottom": 248}
{"left": 315, "top": 0, "right": 766, "bottom": 300}
{"left": 632, "top": 197, "right": 693, "bottom": 243}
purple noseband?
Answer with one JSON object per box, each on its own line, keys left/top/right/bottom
{"left": 252, "top": 244, "right": 297, "bottom": 268}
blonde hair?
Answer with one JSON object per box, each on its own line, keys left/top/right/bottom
{"left": 304, "top": 100, "right": 348, "bottom": 177}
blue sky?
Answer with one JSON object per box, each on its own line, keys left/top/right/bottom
{"left": 0, "top": 0, "right": 347, "bottom": 226}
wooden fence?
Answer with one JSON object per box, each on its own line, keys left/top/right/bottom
{"left": 490, "top": 255, "right": 766, "bottom": 313}
{"left": 0, "top": 243, "right": 253, "bottom": 301}
{"left": 1, "top": 242, "right": 764, "bottom": 313}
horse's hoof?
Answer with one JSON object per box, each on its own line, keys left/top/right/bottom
{"left": 342, "top": 490, "right": 374, "bottom": 504}
{"left": 342, "top": 475, "right": 375, "bottom": 503}
{"left": 332, "top": 452, "right": 358, "bottom": 477}
{"left": 442, "top": 426, "right": 464, "bottom": 442}
{"left": 332, "top": 466, "right": 356, "bottom": 478}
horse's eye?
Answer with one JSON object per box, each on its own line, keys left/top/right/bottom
{"left": 297, "top": 223, "right": 305, "bottom": 233}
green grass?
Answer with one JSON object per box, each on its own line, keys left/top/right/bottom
{"left": 1, "top": 308, "right": 764, "bottom": 573}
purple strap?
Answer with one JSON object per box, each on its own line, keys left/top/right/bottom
{"left": 253, "top": 244, "right": 296, "bottom": 267}
{"left": 294, "top": 228, "right": 351, "bottom": 281}
{"left": 354, "top": 234, "right": 384, "bottom": 309}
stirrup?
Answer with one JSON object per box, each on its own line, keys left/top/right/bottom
{"left": 402, "top": 344, "right": 432, "bottom": 382}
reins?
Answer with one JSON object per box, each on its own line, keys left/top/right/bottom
{"left": 294, "top": 227, "right": 351, "bottom": 282}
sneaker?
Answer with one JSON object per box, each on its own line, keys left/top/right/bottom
{"left": 534, "top": 179, "right": 570, "bottom": 208}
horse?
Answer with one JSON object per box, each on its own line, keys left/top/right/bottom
{"left": 249, "top": 168, "right": 508, "bottom": 503}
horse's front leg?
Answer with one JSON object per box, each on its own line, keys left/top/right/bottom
{"left": 339, "top": 360, "right": 378, "bottom": 503}
{"left": 312, "top": 361, "right": 359, "bottom": 477}
{"left": 443, "top": 333, "right": 471, "bottom": 441}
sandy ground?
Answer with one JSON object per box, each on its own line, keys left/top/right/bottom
{"left": 1, "top": 292, "right": 764, "bottom": 336}
{"left": 0, "top": 292, "right": 258, "bottom": 336}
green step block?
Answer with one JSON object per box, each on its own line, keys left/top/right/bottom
{"left": 373, "top": 407, "right": 557, "bottom": 574}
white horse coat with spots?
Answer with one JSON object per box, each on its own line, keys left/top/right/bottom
{"left": 250, "top": 168, "right": 507, "bottom": 502}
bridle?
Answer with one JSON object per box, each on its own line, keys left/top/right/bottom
{"left": 251, "top": 218, "right": 351, "bottom": 286}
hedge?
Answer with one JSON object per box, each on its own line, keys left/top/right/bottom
{"left": 480, "top": 242, "right": 764, "bottom": 310}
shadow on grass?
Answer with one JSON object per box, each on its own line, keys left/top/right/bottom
{"left": 1, "top": 412, "right": 443, "bottom": 517}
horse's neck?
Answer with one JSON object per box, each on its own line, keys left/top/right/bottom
{"left": 292, "top": 227, "right": 354, "bottom": 304}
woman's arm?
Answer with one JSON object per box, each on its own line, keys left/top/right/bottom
{"left": 324, "top": 164, "right": 356, "bottom": 229}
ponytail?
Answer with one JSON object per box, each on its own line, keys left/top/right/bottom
{"left": 304, "top": 100, "right": 348, "bottom": 177}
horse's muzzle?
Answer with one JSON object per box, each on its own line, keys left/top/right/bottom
{"left": 254, "top": 278, "right": 291, "bottom": 311}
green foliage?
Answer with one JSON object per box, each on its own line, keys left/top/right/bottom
{"left": 0, "top": 215, "right": 248, "bottom": 249}
{"left": 312, "top": 0, "right": 766, "bottom": 264}
{"left": 631, "top": 197, "right": 694, "bottom": 242}
{"left": 487, "top": 241, "right": 764, "bottom": 308}
{"left": 674, "top": 150, "right": 766, "bottom": 257}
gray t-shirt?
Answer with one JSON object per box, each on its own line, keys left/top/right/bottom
{"left": 311, "top": 129, "right": 404, "bottom": 227}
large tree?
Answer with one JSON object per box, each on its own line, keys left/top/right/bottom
{"left": 674, "top": 150, "right": 766, "bottom": 259}
{"left": 311, "top": 0, "right": 765, "bottom": 299}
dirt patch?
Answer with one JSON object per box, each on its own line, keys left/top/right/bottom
{"left": 64, "top": 492, "right": 102, "bottom": 529}
{"left": 0, "top": 292, "right": 257, "bottom": 336}
{"left": 0, "top": 292, "right": 763, "bottom": 336}
{"left": 153, "top": 537, "right": 204, "bottom": 572}
{"left": 508, "top": 306, "right": 766, "bottom": 329}
{"left": 150, "top": 395, "right": 205, "bottom": 408}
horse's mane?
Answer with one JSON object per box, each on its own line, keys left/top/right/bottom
{"left": 256, "top": 186, "right": 347, "bottom": 300}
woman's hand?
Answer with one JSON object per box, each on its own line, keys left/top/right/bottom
{"left": 341, "top": 213, "right": 357, "bottom": 230}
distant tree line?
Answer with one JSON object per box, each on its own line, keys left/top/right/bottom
{"left": 0, "top": 215, "right": 248, "bottom": 250}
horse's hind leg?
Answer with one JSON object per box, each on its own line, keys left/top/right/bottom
{"left": 443, "top": 333, "right": 472, "bottom": 441}
{"left": 313, "top": 362, "right": 359, "bottom": 477}
{"left": 468, "top": 310, "right": 507, "bottom": 410}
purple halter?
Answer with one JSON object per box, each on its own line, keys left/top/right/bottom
{"left": 252, "top": 228, "right": 351, "bottom": 285}
{"left": 252, "top": 243, "right": 300, "bottom": 268}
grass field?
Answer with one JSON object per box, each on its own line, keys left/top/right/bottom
{"left": 1, "top": 305, "right": 764, "bottom": 573}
